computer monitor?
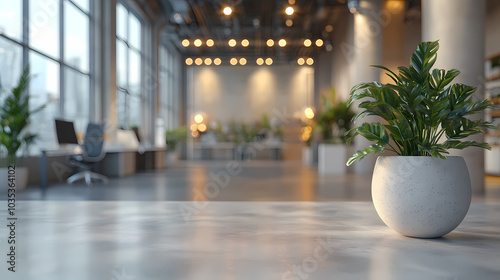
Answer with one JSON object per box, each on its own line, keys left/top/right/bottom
{"left": 54, "top": 119, "right": 79, "bottom": 145}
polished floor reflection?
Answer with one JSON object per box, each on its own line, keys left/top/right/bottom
{"left": 9, "top": 160, "right": 500, "bottom": 202}
{"left": 0, "top": 201, "right": 499, "bottom": 280}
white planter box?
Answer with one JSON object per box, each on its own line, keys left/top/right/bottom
{"left": 302, "top": 147, "right": 313, "bottom": 166}
{"left": 485, "top": 146, "right": 500, "bottom": 175}
{"left": 318, "top": 144, "right": 347, "bottom": 175}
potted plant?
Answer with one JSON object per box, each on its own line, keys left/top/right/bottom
{"left": 0, "top": 66, "right": 44, "bottom": 192}
{"left": 165, "top": 126, "right": 187, "bottom": 165}
{"left": 316, "top": 87, "right": 355, "bottom": 174}
{"left": 346, "top": 41, "right": 494, "bottom": 238}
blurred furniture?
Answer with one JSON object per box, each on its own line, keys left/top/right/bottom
{"left": 67, "top": 123, "right": 109, "bottom": 186}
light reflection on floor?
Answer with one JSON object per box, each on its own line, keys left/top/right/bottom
{"left": 6, "top": 160, "right": 500, "bottom": 202}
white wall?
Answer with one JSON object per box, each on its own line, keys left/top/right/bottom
{"left": 189, "top": 65, "right": 314, "bottom": 124}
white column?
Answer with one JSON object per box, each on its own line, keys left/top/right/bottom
{"left": 351, "top": 0, "right": 383, "bottom": 175}
{"left": 422, "top": 0, "right": 486, "bottom": 193}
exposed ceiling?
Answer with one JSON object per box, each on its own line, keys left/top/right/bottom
{"left": 157, "top": 0, "right": 348, "bottom": 63}
{"left": 149, "top": 0, "right": 421, "bottom": 64}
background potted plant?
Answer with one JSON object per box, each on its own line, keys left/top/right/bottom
{"left": 316, "top": 87, "right": 355, "bottom": 174}
{"left": 347, "top": 40, "right": 494, "bottom": 238}
{"left": 165, "top": 126, "right": 187, "bottom": 166}
{"left": 0, "top": 66, "right": 44, "bottom": 192}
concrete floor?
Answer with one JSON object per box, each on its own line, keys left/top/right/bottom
{"left": 1, "top": 201, "right": 499, "bottom": 280}
{"left": 9, "top": 160, "right": 500, "bottom": 202}
{"left": 2, "top": 161, "right": 500, "bottom": 279}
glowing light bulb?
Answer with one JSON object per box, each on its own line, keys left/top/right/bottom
{"left": 198, "top": 123, "right": 207, "bottom": 132}
{"left": 239, "top": 58, "right": 247, "bottom": 65}
{"left": 304, "top": 107, "right": 315, "bottom": 119}
{"left": 297, "top": 58, "right": 305, "bottom": 65}
{"left": 182, "top": 39, "right": 190, "bottom": 47}
{"left": 228, "top": 39, "right": 237, "bottom": 47}
{"left": 306, "top": 58, "right": 314, "bottom": 65}
{"left": 241, "top": 39, "right": 250, "bottom": 47}
{"left": 214, "top": 58, "right": 221, "bottom": 65}
{"left": 285, "top": 6, "right": 294, "bottom": 15}
{"left": 256, "top": 58, "right": 264, "bottom": 65}
{"left": 278, "top": 39, "right": 287, "bottom": 47}
{"left": 303, "top": 39, "right": 312, "bottom": 47}
{"left": 266, "top": 39, "right": 274, "bottom": 47}
{"left": 194, "top": 114, "right": 204, "bottom": 124}
{"left": 265, "top": 58, "right": 273, "bottom": 65}
{"left": 230, "top": 58, "right": 238, "bottom": 65}
{"left": 195, "top": 58, "right": 203, "bottom": 65}
{"left": 206, "top": 39, "right": 214, "bottom": 47}
{"left": 223, "top": 6, "right": 232, "bottom": 15}
{"left": 286, "top": 19, "right": 293, "bottom": 27}
{"left": 315, "top": 39, "right": 324, "bottom": 47}
{"left": 204, "top": 58, "right": 212, "bottom": 65}
{"left": 194, "top": 39, "right": 202, "bottom": 47}
{"left": 185, "top": 58, "right": 193, "bottom": 65}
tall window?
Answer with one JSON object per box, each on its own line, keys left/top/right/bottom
{"left": 159, "top": 45, "right": 180, "bottom": 130}
{"left": 116, "top": 2, "right": 142, "bottom": 129}
{"left": 0, "top": 0, "right": 92, "bottom": 150}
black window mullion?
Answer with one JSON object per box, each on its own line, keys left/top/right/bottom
{"left": 89, "top": 0, "right": 94, "bottom": 121}
{"left": 59, "top": 0, "right": 65, "bottom": 117}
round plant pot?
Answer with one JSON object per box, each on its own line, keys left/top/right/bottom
{"left": 372, "top": 156, "right": 471, "bottom": 238}
{"left": 0, "top": 167, "right": 29, "bottom": 193}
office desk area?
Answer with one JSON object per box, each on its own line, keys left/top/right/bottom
{"left": 39, "top": 145, "right": 167, "bottom": 190}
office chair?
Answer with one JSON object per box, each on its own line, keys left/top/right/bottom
{"left": 67, "top": 123, "right": 109, "bottom": 186}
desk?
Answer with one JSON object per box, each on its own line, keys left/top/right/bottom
{"left": 1, "top": 201, "right": 499, "bottom": 279}
{"left": 39, "top": 146, "right": 167, "bottom": 189}
{"left": 39, "top": 146, "right": 78, "bottom": 191}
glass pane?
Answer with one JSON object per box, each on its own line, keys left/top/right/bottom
{"left": 116, "top": 39, "right": 127, "bottom": 88}
{"left": 0, "top": 0, "right": 22, "bottom": 41}
{"left": 117, "top": 89, "right": 127, "bottom": 129}
{"left": 129, "top": 94, "right": 141, "bottom": 127}
{"left": 128, "top": 49, "right": 141, "bottom": 94}
{"left": 0, "top": 37, "right": 23, "bottom": 93}
{"left": 128, "top": 13, "right": 141, "bottom": 50}
{"left": 64, "top": 1, "right": 89, "bottom": 72}
{"left": 29, "top": 51, "right": 60, "bottom": 149}
{"left": 64, "top": 68, "right": 89, "bottom": 133}
{"left": 70, "top": 0, "right": 89, "bottom": 13}
{"left": 29, "top": 0, "right": 60, "bottom": 59}
{"left": 116, "top": 3, "right": 127, "bottom": 40}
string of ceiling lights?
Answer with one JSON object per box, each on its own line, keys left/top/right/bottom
{"left": 185, "top": 56, "right": 314, "bottom": 66}
{"left": 184, "top": 0, "right": 322, "bottom": 67}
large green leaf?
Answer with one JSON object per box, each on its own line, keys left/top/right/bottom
{"left": 346, "top": 143, "right": 385, "bottom": 166}
{"left": 346, "top": 40, "right": 496, "bottom": 165}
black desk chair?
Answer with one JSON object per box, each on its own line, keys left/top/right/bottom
{"left": 67, "top": 122, "right": 109, "bottom": 186}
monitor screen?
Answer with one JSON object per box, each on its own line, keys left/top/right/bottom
{"left": 54, "top": 119, "right": 79, "bottom": 145}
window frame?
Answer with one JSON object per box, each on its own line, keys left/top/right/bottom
{"left": 0, "top": 0, "right": 94, "bottom": 150}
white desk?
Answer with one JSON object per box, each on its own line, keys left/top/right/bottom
{"left": 39, "top": 146, "right": 167, "bottom": 189}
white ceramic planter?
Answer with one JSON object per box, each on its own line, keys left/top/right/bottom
{"left": 0, "top": 167, "right": 28, "bottom": 193}
{"left": 318, "top": 144, "right": 346, "bottom": 175}
{"left": 302, "top": 147, "right": 313, "bottom": 166}
{"left": 372, "top": 156, "right": 471, "bottom": 238}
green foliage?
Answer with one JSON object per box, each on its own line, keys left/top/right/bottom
{"left": 347, "top": 41, "right": 495, "bottom": 166}
{"left": 166, "top": 126, "right": 187, "bottom": 151}
{"left": 0, "top": 66, "right": 45, "bottom": 165}
{"left": 316, "top": 87, "right": 355, "bottom": 143}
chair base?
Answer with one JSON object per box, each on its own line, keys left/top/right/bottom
{"left": 67, "top": 170, "right": 109, "bottom": 187}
